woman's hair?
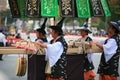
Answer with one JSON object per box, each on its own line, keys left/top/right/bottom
{"left": 111, "top": 25, "right": 119, "bottom": 34}
{"left": 84, "top": 30, "right": 89, "bottom": 35}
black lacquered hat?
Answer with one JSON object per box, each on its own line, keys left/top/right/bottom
{"left": 77, "top": 22, "right": 92, "bottom": 33}
{"left": 110, "top": 21, "right": 120, "bottom": 32}
{"left": 49, "top": 18, "right": 65, "bottom": 35}
{"left": 36, "top": 18, "right": 47, "bottom": 35}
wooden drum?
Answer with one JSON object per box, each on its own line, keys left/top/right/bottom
{"left": 15, "top": 57, "right": 27, "bottom": 76}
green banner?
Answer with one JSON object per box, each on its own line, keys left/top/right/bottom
{"left": 100, "top": 0, "right": 111, "bottom": 17}
{"left": 76, "top": 0, "right": 91, "bottom": 18}
{"left": 41, "top": 0, "right": 58, "bottom": 17}
{"left": 17, "top": 0, "right": 26, "bottom": 18}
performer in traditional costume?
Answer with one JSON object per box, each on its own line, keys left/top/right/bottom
{"left": 35, "top": 18, "right": 67, "bottom": 80}
{"left": 92, "top": 21, "right": 120, "bottom": 80}
{"left": 77, "top": 23, "right": 95, "bottom": 80}
{"left": 0, "top": 28, "right": 6, "bottom": 60}
{"left": 28, "top": 18, "right": 48, "bottom": 80}
{"left": 35, "top": 18, "right": 48, "bottom": 43}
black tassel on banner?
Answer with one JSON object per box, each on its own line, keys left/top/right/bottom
{"left": 8, "top": 0, "right": 20, "bottom": 18}
{"left": 25, "top": 0, "right": 40, "bottom": 17}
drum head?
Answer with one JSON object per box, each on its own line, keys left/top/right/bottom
{"left": 15, "top": 57, "right": 27, "bottom": 76}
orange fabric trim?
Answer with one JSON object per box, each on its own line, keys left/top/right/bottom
{"left": 46, "top": 76, "right": 64, "bottom": 80}
{"left": 84, "top": 70, "right": 96, "bottom": 80}
{"left": 99, "top": 75, "right": 117, "bottom": 80}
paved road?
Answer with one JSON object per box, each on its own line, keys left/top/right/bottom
{"left": 0, "top": 54, "right": 120, "bottom": 80}
{"left": 0, "top": 55, "right": 27, "bottom": 80}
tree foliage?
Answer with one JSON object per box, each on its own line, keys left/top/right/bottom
{"left": 108, "top": 0, "right": 120, "bottom": 21}
{"left": 0, "top": 9, "right": 16, "bottom": 25}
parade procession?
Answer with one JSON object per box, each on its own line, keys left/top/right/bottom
{"left": 0, "top": 0, "right": 120, "bottom": 80}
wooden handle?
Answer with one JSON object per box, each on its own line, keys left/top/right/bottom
{"left": 50, "top": 18, "right": 55, "bottom": 26}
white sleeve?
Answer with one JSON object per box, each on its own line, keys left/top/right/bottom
{"left": 99, "top": 40, "right": 105, "bottom": 45}
{"left": 45, "top": 42, "right": 63, "bottom": 67}
{"left": 87, "top": 54, "right": 93, "bottom": 63}
{"left": 103, "top": 39, "right": 118, "bottom": 62}
{"left": 2, "top": 35, "right": 6, "bottom": 46}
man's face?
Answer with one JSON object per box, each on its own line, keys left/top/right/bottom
{"left": 50, "top": 29, "right": 57, "bottom": 38}
{"left": 80, "top": 30, "right": 87, "bottom": 37}
{"left": 36, "top": 32, "right": 42, "bottom": 39}
{"left": 108, "top": 26, "right": 115, "bottom": 37}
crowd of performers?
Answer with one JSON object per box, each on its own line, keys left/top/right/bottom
{"left": 33, "top": 18, "right": 120, "bottom": 80}
{"left": 0, "top": 18, "right": 120, "bottom": 80}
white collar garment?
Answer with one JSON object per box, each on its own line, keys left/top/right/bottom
{"left": 80, "top": 35, "right": 88, "bottom": 42}
{"left": 45, "top": 42, "right": 63, "bottom": 67}
{"left": 103, "top": 38, "right": 118, "bottom": 62}
{"left": 52, "top": 36, "right": 61, "bottom": 43}
{"left": 45, "top": 36, "right": 63, "bottom": 67}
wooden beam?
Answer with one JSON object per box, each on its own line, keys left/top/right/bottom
{"left": 0, "top": 47, "right": 102, "bottom": 55}
{"left": 0, "top": 47, "right": 79, "bottom": 55}
{"left": 0, "top": 47, "right": 26, "bottom": 54}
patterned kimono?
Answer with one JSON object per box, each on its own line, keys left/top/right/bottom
{"left": 84, "top": 36, "right": 94, "bottom": 72}
{"left": 82, "top": 36, "right": 95, "bottom": 80}
{"left": 98, "top": 34, "right": 120, "bottom": 79}
{"left": 78, "top": 35, "right": 95, "bottom": 80}
{"left": 46, "top": 36, "right": 67, "bottom": 80}
{"left": 28, "top": 37, "right": 47, "bottom": 80}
